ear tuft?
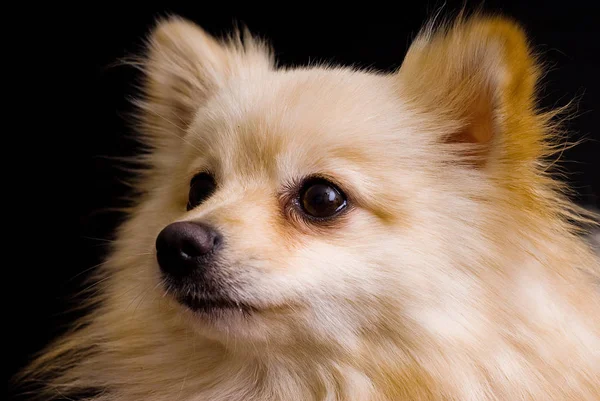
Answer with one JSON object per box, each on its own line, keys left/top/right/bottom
{"left": 134, "top": 16, "right": 272, "bottom": 150}
{"left": 398, "top": 14, "right": 545, "bottom": 166}
{"left": 142, "top": 17, "right": 226, "bottom": 129}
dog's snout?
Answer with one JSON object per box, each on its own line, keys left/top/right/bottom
{"left": 156, "top": 221, "right": 222, "bottom": 278}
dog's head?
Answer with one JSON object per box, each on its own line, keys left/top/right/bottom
{"left": 126, "top": 16, "right": 557, "bottom": 350}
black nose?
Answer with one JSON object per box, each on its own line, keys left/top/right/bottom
{"left": 155, "top": 221, "right": 222, "bottom": 278}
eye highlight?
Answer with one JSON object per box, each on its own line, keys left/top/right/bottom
{"left": 298, "top": 177, "right": 348, "bottom": 219}
{"left": 187, "top": 173, "right": 216, "bottom": 211}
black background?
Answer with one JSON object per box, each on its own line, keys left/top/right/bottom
{"left": 8, "top": 2, "right": 599, "bottom": 399}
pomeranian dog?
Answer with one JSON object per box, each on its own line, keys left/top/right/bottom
{"left": 18, "top": 12, "right": 600, "bottom": 401}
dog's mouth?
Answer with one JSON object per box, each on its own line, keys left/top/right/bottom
{"left": 178, "top": 295, "right": 256, "bottom": 315}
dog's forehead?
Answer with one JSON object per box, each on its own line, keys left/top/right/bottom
{"left": 189, "top": 68, "right": 415, "bottom": 179}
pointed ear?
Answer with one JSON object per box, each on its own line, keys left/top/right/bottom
{"left": 136, "top": 17, "right": 271, "bottom": 148}
{"left": 398, "top": 15, "right": 546, "bottom": 166}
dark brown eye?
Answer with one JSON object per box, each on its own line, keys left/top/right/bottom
{"left": 299, "top": 178, "right": 347, "bottom": 219}
{"left": 187, "top": 173, "right": 216, "bottom": 211}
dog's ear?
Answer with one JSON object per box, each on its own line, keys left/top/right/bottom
{"left": 136, "top": 17, "right": 271, "bottom": 149}
{"left": 397, "top": 15, "right": 548, "bottom": 167}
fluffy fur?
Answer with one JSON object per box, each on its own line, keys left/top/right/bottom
{"left": 17, "top": 13, "right": 600, "bottom": 401}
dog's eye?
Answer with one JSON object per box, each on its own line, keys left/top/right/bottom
{"left": 299, "top": 178, "right": 347, "bottom": 219}
{"left": 187, "top": 173, "right": 216, "bottom": 211}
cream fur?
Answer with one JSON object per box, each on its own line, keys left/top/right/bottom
{"left": 16, "top": 13, "right": 600, "bottom": 401}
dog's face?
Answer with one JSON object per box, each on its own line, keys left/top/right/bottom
{"left": 151, "top": 61, "right": 427, "bottom": 348}
{"left": 130, "top": 17, "right": 545, "bottom": 350}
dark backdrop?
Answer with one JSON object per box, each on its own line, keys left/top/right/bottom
{"left": 8, "top": 2, "right": 599, "bottom": 399}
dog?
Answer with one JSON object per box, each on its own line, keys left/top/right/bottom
{"left": 17, "top": 12, "right": 600, "bottom": 401}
